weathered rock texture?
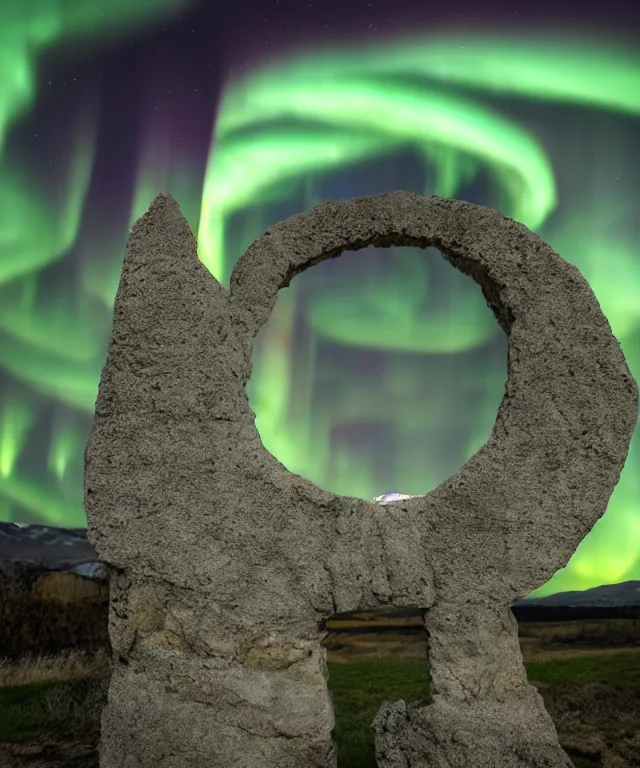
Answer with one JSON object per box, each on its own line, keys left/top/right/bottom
{"left": 85, "top": 191, "right": 638, "bottom": 768}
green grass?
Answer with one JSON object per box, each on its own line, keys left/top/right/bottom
{"left": 0, "top": 677, "right": 105, "bottom": 744}
{"left": 2, "top": 651, "right": 640, "bottom": 767}
{"left": 326, "top": 652, "right": 640, "bottom": 768}
{"left": 525, "top": 651, "right": 640, "bottom": 687}
{"left": 328, "top": 658, "right": 430, "bottom": 768}
{"left": 0, "top": 679, "right": 66, "bottom": 742}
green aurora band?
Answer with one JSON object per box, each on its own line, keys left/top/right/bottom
{"left": 0, "top": 0, "right": 198, "bottom": 519}
{"left": 0, "top": 14, "right": 638, "bottom": 598}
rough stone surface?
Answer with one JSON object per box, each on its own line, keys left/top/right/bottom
{"left": 84, "top": 191, "right": 638, "bottom": 768}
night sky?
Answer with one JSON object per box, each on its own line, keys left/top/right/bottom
{"left": 1, "top": 0, "right": 639, "bottom": 598}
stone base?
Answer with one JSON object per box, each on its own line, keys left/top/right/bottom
{"left": 373, "top": 690, "right": 574, "bottom": 768}
{"left": 98, "top": 648, "right": 339, "bottom": 768}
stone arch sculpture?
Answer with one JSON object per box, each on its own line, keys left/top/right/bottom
{"left": 85, "top": 191, "right": 637, "bottom": 768}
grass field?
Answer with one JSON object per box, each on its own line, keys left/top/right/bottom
{"left": 1, "top": 572, "right": 639, "bottom": 766}
{"left": 1, "top": 620, "right": 640, "bottom": 768}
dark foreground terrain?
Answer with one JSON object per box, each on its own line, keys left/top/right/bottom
{"left": 1, "top": 568, "right": 639, "bottom": 768}
{"left": 1, "top": 530, "right": 639, "bottom": 768}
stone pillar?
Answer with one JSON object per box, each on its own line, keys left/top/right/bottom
{"left": 373, "top": 603, "right": 573, "bottom": 766}
{"left": 85, "top": 191, "right": 637, "bottom": 768}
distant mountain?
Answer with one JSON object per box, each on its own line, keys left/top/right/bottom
{"left": 0, "top": 521, "right": 107, "bottom": 582}
{"left": 0, "top": 521, "right": 638, "bottom": 612}
{"left": 514, "top": 580, "right": 640, "bottom": 609}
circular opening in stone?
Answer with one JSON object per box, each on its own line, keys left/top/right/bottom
{"left": 246, "top": 243, "right": 507, "bottom": 501}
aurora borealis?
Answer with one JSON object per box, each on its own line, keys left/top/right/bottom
{"left": 0, "top": 1, "right": 639, "bottom": 598}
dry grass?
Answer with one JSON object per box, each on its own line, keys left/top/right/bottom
{"left": 0, "top": 568, "right": 109, "bottom": 662}
{"left": 29, "top": 573, "right": 105, "bottom": 606}
{"left": 0, "top": 647, "right": 112, "bottom": 689}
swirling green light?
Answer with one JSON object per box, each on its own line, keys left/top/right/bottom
{"left": 0, "top": 0, "right": 195, "bottom": 154}
{"left": 200, "top": 79, "right": 557, "bottom": 278}
{"left": 199, "top": 34, "right": 640, "bottom": 597}
{"left": 0, "top": 0, "right": 197, "bottom": 527}
{"left": 0, "top": 19, "right": 638, "bottom": 598}
{"left": 243, "top": 34, "right": 640, "bottom": 115}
